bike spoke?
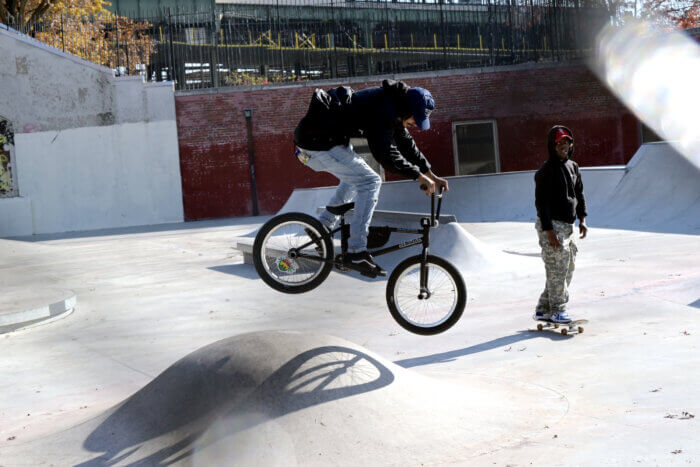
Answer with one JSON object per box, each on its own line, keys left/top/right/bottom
{"left": 394, "top": 262, "right": 458, "bottom": 328}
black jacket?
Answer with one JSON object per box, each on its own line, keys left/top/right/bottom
{"left": 294, "top": 80, "right": 431, "bottom": 180}
{"left": 534, "top": 125, "right": 588, "bottom": 231}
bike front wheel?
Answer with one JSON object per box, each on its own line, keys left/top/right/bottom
{"left": 386, "top": 255, "right": 466, "bottom": 335}
{"left": 253, "top": 212, "right": 334, "bottom": 294}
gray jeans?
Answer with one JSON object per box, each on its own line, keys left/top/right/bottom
{"left": 298, "top": 144, "right": 381, "bottom": 252}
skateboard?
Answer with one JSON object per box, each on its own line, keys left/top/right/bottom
{"left": 535, "top": 319, "right": 588, "bottom": 335}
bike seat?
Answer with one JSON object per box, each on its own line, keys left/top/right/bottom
{"left": 326, "top": 202, "right": 354, "bottom": 216}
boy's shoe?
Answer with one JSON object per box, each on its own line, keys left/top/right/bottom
{"left": 533, "top": 311, "right": 551, "bottom": 322}
{"left": 304, "top": 227, "right": 325, "bottom": 256}
{"left": 549, "top": 311, "right": 572, "bottom": 324}
{"left": 344, "top": 251, "right": 387, "bottom": 277}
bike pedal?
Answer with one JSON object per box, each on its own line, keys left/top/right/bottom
{"left": 360, "top": 271, "right": 378, "bottom": 278}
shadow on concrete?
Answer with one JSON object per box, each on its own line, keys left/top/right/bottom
{"left": 688, "top": 299, "right": 700, "bottom": 309}
{"left": 394, "top": 330, "right": 569, "bottom": 368}
{"left": 78, "top": 343, "right": 393, "bottom": 465}
{"left": 208, "top": 264, "right": 260, "bottom": 280}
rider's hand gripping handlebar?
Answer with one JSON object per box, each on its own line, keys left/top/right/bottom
{"left": 420, "top": 185, "right": 445, "bottom": 227}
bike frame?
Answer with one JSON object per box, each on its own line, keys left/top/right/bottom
{"left": 292, "top": 188, "right": 445, "bottom": 292}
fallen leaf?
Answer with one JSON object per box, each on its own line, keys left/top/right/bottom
{"left": 672, "top": 450, "right": 682, "bottom": 454}
{"left": 504, "top": 347, "right": 512, "bottom": 352}
{"left": 650, "top": 388, "right": 662, "bottom": 393}
{"left": 553, "top": 434, "right": 558, "bottom": 439}
{"left": 7, "top": 436, "right": 15, "bottom": 441}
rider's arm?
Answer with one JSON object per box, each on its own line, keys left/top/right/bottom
{"left": 394, "top": 127, "right": 431, "bottom": 175}
{"left": 366, "top": 128, "right": 425, "bottom": 180}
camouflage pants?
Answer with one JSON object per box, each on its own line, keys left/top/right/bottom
{"left": 535, "top": 218, "right": 578, "bottom": 313}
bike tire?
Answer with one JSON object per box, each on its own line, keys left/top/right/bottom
{"left": 253, "top": 212, "right": 334, "bottom": 294}
{"left": 386, "top": 254, "right": 467, "bottom": 335}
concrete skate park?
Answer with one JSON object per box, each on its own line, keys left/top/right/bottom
{"left": 0, "top": 141, "right": 698, "bottom": 465}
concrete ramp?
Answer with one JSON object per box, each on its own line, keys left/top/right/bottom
{"left": 594, "top": 142, "right": 700, "bottom": 233}
{"left": 0, "top": 331, "right": 566, "bottom": 465}
{"left": 280, "top": 166, "right": 627, "bottom": 224}
{"left": 280, "top": 142, "right": 698, "bottom": 236}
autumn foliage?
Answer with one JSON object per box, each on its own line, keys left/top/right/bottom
{"left": 1, "top": 0, "right": 155, "bottom": 75}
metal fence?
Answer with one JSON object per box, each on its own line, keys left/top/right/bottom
{"left": 5, "top": 0, "right": 612, "bottom": 90}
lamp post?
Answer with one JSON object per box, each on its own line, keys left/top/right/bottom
{"left": 244, "top": 109, "right": 259, "bottom": 216}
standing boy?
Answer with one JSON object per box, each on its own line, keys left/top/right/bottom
{"left": 534, "top": 125, "right": 588, "bottom": 324}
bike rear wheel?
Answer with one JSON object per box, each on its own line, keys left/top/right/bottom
{"left": 386, "top": 255, "right": 466, "bottom": 335}
{"left": 253, "top": 213, "right": 334, "bottom": 294}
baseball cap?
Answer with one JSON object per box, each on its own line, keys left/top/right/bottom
{"left": 407, "top": 87, "right": 435, "bottom": 130}
{"left": 554, "top": 128, "right": 573, "bottom": 143}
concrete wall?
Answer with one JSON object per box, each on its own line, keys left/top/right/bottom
{"left": 0, "top": 26, "right": 184, "bottom": 237}
{"left": 175, "top": 61, "right": 640, "bottom": 220}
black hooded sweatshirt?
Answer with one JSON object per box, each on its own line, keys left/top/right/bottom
{"left": 534, "top": 125, "right": 588, "bottom": 231}
{"left": 293, "top": 80, "right": 431, "bottom": 180}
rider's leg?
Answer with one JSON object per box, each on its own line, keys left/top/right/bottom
{"left": 301, "top": 144, "right": 381, "bottom": 252}
{"left": 324, "top": 146, "right": 381, "bottom": 253}
{"left": 318, "top": 181, "right": 357, "bottom": 230}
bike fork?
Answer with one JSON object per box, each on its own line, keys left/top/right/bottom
{"left": 418, "top": 230, "right": 431, "bottom": 299}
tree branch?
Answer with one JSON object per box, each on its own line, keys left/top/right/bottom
{"left": 28, "top": 0, "right": 53, "bottom": 23}
{"left": 0, "top": 2, "right": 11, "bottom": 24}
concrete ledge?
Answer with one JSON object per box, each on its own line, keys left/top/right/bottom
{"left": 0, "top": 287, "right": 76, "bottom": 334}
{"left": 234, "top": 209, "right": 456, "bottom": 264}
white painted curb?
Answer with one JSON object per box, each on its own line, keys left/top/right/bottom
{"left": 0, "top": 288, "right": 76, "bottom": 333}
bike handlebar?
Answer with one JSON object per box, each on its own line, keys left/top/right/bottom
{"left": 419, "top": 185, "right": 445, "bottom": 227}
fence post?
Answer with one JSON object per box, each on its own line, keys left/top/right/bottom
{"left": 61, "top": 14, "right": 65, "bottom": 52}
{"left": 210, "top": 7, "right": 220, "bottom": 87}
{"left": 439, "top": 0, "right": 447, "bottom": 69}
{"left": 488, "top": 0, "right": 495, "bottom": 66}
{"left": 115, "top": 12, "right": 121, "bottom": 75}
{"left": 167, "top": 9, "right": 176, "bottom": 86}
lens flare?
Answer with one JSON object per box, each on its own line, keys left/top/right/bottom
{"left": 593, "top": 22, "right": 700, "bottom": 167}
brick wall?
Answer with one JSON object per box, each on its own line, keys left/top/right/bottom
{"left": 175, "top": 62, "right": 639, "bottom": 220}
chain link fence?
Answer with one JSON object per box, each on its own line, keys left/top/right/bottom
{"left": 3, "top": 0, "right": 615, "bottom": 90}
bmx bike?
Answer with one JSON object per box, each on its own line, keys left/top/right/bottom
{"left": 252, "top": 187, "right": 466, "bottom": 335}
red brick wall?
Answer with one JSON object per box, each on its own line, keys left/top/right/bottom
{"left": 175, "top": 63, "right": 639, "bottom": 220}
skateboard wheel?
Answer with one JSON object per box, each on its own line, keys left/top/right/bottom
{"left": 554, "top": 323, "right": 559, "bottom": 329}
{"left": 561, "top": 328, "right": 568, "bottom": 335}
{"left": 537, "top": 323, "right": 543, "bottom": 331}
{"left": 578, "top": 327, "right": 584, "bottom": 334}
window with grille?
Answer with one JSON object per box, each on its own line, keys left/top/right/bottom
{"left": 452, "top": 120, "right": 500, "bottom": 175}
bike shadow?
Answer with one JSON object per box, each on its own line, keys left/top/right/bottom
{"left": 394, "top": 330, "right": 570, "bottom": 368}
{"left": 78, "top": 344, "right": 394, "bottom": 465}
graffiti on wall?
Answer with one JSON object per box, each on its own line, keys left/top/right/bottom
{"left": 0, "top": 118, "right": 16, "bottom": 197}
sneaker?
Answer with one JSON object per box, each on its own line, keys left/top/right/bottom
{"left": 304, "top": 227, "right": 325, "bottom": 256}
{"left": 344, "top": 251, "right": 387, "bottom": 277}
{"left": 533, "top": 311, "right": 551, "bottom": 322}
{"left": 550, "top": 311, "right": 572, "bottom": 324}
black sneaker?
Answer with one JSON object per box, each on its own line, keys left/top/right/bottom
{"left": 344, "top": 251, "right": 387, "bottom": 277}
{"left": 304, "top": 227, "right": 325, "bottom": 256}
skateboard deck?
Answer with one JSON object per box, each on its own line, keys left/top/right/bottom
{"left": 534, "top": 319, "right": 588, "bottom": 335}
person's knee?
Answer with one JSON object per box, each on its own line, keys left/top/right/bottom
{"left": 357, "top": 172, "right": 381, "bottom": 193}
